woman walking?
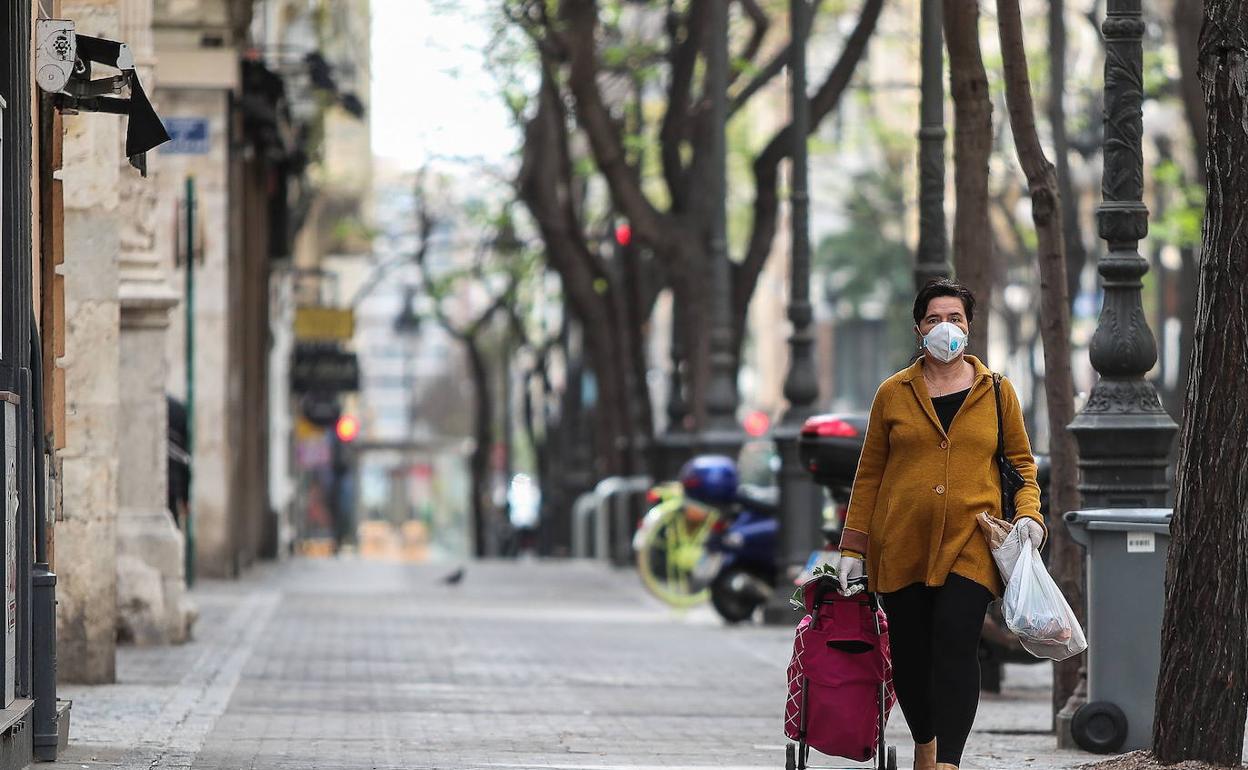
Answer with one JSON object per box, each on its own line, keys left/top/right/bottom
{"left": 836, "top": 279, "right": 1046, "bottom": 770}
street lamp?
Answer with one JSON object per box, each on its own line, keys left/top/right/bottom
{"left": 914, "top": 0, "right": 949, "bottom": 290}
{"left": 764, "top": 0, "right": 823, "bottom": 624}
{"left": 1061, "top": 0, "right": 1178, "bottom": 742}
{"left": 700, "top": 0, "right": 743, "bottom": 456}
{"left": 649, "top": 304, "right": 695, "bottom": 481}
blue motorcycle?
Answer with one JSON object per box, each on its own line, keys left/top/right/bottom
{"left": 681, "top": 456, "right": 781, "bottom": 623}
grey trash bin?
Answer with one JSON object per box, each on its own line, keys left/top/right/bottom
{"left": 1064, "top": 508, "right": 1172, "bottom": 754}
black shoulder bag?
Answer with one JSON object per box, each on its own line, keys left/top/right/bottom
{"left": 993, "top": 373, "right": 1026, "bottom": 523}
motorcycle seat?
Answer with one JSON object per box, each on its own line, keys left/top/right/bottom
{"left": 735, "top": 484, "right": 780, "bottom": 516}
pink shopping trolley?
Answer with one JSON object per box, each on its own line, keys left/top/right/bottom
{"left": 784, "top": 574, "right": 898, "bottom": 770}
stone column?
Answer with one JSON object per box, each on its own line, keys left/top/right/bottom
{"left": 114, "top": 0, "right": 195, "bottom": 645}
{"left": 116, "top": 292, "right": 195, "bottom": 644}
{"left": 56, "top": 0, "right": 124, "bottom": 683}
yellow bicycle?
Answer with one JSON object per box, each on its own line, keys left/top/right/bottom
{"left": 633, "top": 482, "right": 720, "bottom": 607}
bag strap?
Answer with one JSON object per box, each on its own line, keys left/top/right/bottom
{"left": 992, "top": 373, "right": 1006, "bottom": 464}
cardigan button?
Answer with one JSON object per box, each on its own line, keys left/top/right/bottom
{"left": 940, "top": 440, "right": 949, "bottom": 449}
{"left": 935, "top": 484, "right": 946, "bottom": 495}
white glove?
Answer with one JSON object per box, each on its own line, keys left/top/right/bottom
{"left": 838, "top": 554, "right": 865, "bottom": 595}
{"left": 1014, "top": 518, "right": 1045, "bottom": 549}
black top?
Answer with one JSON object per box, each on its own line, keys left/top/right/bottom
{"left": 931, "top": 387, "right": 971, "bottom": 434}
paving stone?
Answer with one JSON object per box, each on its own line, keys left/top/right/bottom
{"left": 50, "top": 558, "right": 1105, "bottom": 770}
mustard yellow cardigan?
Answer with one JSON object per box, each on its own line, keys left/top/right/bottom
{"left": 838, "top": 356, "right": 1046, "bottom": 596}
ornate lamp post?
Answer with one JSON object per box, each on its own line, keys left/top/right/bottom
{"left": 1061, "top": 0, "right": 1178, "bottom": 741}
{"left": 649, "top": 306, "right": 695, "bottom": 480}
{"left": 914, "top": 0, "right": 949, "bottom": 290}
{"left": 763, "top": 0, "right": 821, "bottom": 624}
{"left": 700, "top": 0, "right": 743, "bottom": 456}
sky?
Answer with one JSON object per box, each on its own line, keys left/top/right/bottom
{"left": 370, "top": 0, "right": 518, "bottom": 172}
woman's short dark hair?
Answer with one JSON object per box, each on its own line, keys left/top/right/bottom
{"left": 912, "top": 278, "right": 976, "bottom": 325}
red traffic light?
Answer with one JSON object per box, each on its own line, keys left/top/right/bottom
{"left": 743, "top": 410, "right": 771, "bottom": 437}
{"left": 335, "top": 415, "right": 360, "bottom": 443}
{"left": 614, "top": 222, "right": 632, "bottom": 246}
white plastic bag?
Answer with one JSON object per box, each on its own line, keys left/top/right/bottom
{"left": 1002, "top": 540, "right": 1088, "bottom": 662}
{"left": 977, "top": 511, "right": 1026, "bottom": 581}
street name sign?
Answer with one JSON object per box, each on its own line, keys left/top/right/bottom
{"left": 160, "top": 117, "right": 210, "bottom": 155}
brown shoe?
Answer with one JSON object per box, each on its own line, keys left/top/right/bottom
{"left": 913, "top": 740, "right": 936, "bottom": 770}
{"left": 935, "top": 764, "right": 958, "bottom": 770}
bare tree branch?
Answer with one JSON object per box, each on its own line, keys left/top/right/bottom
{"left": 659, "top": 0, "right": 707, "bottom": 209}
{"left": 732, "top": 0, "right": 884, "bottom": 338}
{"left": 727, "top": 0, "right": 827, "bottom": 118}
{"left": 732, "top": 0, "right": 770, "bottom": 87}
{"left": 561, "top": 0, "right": 668, "bottom": 245}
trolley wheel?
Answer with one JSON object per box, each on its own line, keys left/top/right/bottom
{"left": 1072, "top": 701, "right": 1128, "bottom": 754}
{"left": 886, "top": 746, "right": 897, "bottom": 770}
{"left": 785, "top": 743, "right": 796, "bottom": 770}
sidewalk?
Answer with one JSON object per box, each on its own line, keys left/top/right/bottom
{"left": 51, "top": 558, "right": 1098, "bottom": 770}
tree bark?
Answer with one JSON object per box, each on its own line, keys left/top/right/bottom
{"left": 1174, "top": 0, "right": 1208, "bottom": 184}
{"left": 1173, "top": 0, "right": 1206, "bottom": 447}
{"left": 518, "top": 65, "right": 637, "bottom": 474}
{"left": 996, "top": 0, "right": 1085, "bottom": 724}
{"left": 464, "top": 335, "right": 494, "bottom": 558}
{"left": 1153, "top": 4, "right": 1248, "bottom": 763}
{"left": 1047, "top": 0, "right": 1088, "bottom": 308}
{"left": 943, "top": 0, "right": 994, "bottom": 356}
{"left": 620, "top": 238, "right": 656, "bottom": 453}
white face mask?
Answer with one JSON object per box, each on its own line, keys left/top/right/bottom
{"left": 921, "top": 322, "right": 968, "bottom": 364}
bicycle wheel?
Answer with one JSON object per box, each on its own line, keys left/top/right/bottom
{"left": 635, "top": 500, "right": 715, "bottom": 608}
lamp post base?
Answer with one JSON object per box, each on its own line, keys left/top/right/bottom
{"left": 763, "top": 425, "right": 823, "bottom": 627}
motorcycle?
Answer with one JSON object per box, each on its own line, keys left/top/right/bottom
{"left": 633, "top": 450, "right": 855, "bottom": 621}
{"left": 691, "top": 484, "right": 779, "bottom": 623}
{"left": 633, "top": 457, "right": 784, "bottom": 620}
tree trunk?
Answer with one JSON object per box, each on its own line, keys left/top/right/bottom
{"left": 1174, "top": 0, "right": 1208, "bottom": 184}
{"left": 943, "top": 0, "right": 994, "bottom": 356}
{"left": 663, "top": 234, "right": 712, "bottom": 430}
{"left": 619, "top": 240, "right": 656, "bottom": 451}
{"left": 1047, "top": 0, "right": 1088, "bottom": 308}
{"left": 1173, "top": 0, "right": 1206, "bottom": 440}
{"left": 996, "top": 0, "right": 1085, "bottom": 726}
{"left": 1151, "top": 138, "right": 1181, "bottom": 416}
{"left": 518, "top": 66, "right": 642, "bottom": 475}
{"left": 1153, "top": 5, "right": 1248, "bottom": 764}
{"left": 464, "top": 335, "right": 494, "bottom": 558}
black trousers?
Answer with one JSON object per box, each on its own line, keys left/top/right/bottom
{"left": 881, "top": 574, "right": 993, "bottom": 765}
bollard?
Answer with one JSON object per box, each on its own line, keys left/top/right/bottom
{"left": 31, "top": 564, "right": 55, "bottom": 761}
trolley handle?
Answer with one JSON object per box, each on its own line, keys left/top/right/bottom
{"left": 812, "top": 575, "right": 870, "bottom": 607}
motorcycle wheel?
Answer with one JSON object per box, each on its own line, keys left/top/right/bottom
{"left": 710, "top": 567, "right": 764, "bottom": 624}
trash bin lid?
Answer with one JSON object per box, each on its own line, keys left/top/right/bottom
{"left": 1064, "top": 508, "right": 1172, "bottom": 532}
